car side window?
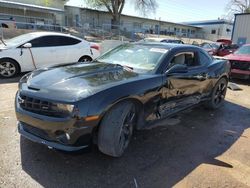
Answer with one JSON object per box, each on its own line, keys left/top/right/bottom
{"left": 199, "top": 51, "right": 212, "bottom": 65}
{"left": 29, "top": 36, "right": 81, "bottom": 48}
{"left": 169, "top": 52, "right": 200, "bottom": 68}
{"left": 55, "top": 36, "right": 81, "bottom": 46}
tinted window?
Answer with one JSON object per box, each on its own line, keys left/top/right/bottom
{"left": 29, "top": 36, "right": 81, "bottom": 47}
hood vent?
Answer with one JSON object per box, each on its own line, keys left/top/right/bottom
{"left": 28, "top": 86, "right": 40, "bottom": 91}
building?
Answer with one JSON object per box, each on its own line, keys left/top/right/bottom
{"left": 0, "top": 0, "right": 67, "bottom": 28}
{"left": 184, "top": 19, "right": 233, "bottom": 41}
{"left": 232, "top": 13, "right": 250, "bottom": 45}
{"left": 65, "top": 5, "right": 202, "bottom": 38}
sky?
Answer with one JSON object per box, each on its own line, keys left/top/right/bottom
{"left": 66, "top": 0, "right": 230, "bottom": 22}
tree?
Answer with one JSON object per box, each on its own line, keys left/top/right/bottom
{"left": 85, "top": 0, "right": 157, "bottom": 27}
{"left": 226, "top": 0, "right": 250, "bottom": 20}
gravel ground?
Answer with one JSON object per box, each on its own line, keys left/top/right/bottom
{"left": 0, "top": 76, "right": 250, "bottom": 188}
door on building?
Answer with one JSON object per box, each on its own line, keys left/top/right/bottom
{"left": 237, "top": 37, "right": 247, "bottom": 46}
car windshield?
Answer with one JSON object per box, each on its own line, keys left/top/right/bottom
{"left": 234, "top": 45, "right": 250, "bottom": 55}
{"left": 201, "top": 43, "right": 212, "bottom": 49}
{"left": 96, "top": 44, "right": 168, "bottom": 73}
{"left": 210, "top": 43, "right": 220, "bottom": 49}
{"left": 4, "top": 33, "right": 37, "bottom": 47}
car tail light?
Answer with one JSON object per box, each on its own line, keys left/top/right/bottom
{"left": 91, "top": 44, "right": 100, "bottom": 51}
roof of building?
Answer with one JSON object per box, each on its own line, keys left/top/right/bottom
{"left": 235, "top": 13, "right": 250, "bottom": 16}
{"left": 65, "top": 5, "right": 201, "bottom": 29}
{"left": 0, "top": 0, "right": 64, "bottom": 12}
{"left": 183, "top": 19, "right": 233, "bottom": 26}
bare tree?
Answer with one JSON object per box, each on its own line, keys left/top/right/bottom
{"left": 85, "top": 0, "right": 157, "bottom": 27}
{"left": 225, "top": 0, "right": 250, "bottom": 20}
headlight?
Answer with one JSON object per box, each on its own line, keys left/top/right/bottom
{"left": 52, "top": 103, "right": 75, "bottom": 114}
{"left": 18, "top": 72, "right": 32, "bottom": 89}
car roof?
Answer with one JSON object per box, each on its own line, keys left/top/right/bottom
{"left": 135, "top": 42, "right": 200, "bottom": 50}
{"left": 27, "top": 31, "right": 70, "bottom": 37}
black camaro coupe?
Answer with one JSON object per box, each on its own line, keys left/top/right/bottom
{"left": 15, "top": 43, "right": 230, "bottom": 157}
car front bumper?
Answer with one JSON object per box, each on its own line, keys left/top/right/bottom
{"left": 231, "top": 69, "right": 250, "bottom": 79}
{"left": 15, "top": 93, "right": 100, "bottom": 152}
{"left": 18, "top": 122, "right": 89, "bottom": 151}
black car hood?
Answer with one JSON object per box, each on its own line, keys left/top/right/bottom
{"left": 22, "top": 63, "right": 146, "bottom": 102}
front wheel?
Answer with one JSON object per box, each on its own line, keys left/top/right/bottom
{"left": 0, "top": 59, "right": 20, "bottom": 78}
{"left": 98, "top": 101, "right": 137, "bottom": 157}
{"left": 205, "top": 78, "right": 228, "bottom": 109}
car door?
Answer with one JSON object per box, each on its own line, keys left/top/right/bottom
{"left": 159, "top": 49, "right": 211, "bottom": 117}
{"left": 45, "top": 36, "right": 83, "bottom": 63}
{"left": 20, "top": 36, "right": 56, "bottom": 69}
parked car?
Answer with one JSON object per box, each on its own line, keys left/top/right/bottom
{"left": 225, "top": 44, "right": 250, "bottom": 79}
{"left": 0, "top": 17, "right": 16, "bottom": 29}
{"left": 201, "top": 42, "right": 238, "bottom": 56}
{"left": 0, "top": 32, "right": 100, "bottom": 78}
{"left": 217, "top": 44, "right": 239, "bottom": 56}
{"left": 16, "top": 43, "right": 230, "bottom": 157}
{"left": 160, "top": 39, "right": 184, "bottom": 44}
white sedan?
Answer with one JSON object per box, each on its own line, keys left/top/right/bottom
{"left": 0, "top": 32, "right": 100, "bottom": 78}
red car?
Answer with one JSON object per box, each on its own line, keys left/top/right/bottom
{"left": 201, "top": 42, "right": 238, "bottom": 56}
{"left": 225, "top": 44, "right": 250, "bottom": 79}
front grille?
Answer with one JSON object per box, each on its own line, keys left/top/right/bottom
{"left": 230, "top": 60, "right": 250, "bottom": 71}
{"left": 18, "top": 94, "right": 67, "bottom": 118}
{"left": 22, "top": 122, "right": 52, "bottom": 141}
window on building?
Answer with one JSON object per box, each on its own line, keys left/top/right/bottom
{"left": 191, "top": 30, "right": 195, "bottom": 34}
{"left": 133, "top": 22, "right": 142, "bottom": 28}
{"left": 75, "top": 14, "right": 80, "bottom": 27}
{"left": 181, "top": 29, "right": 187, "bottom": 33}
{"left": 211, "top": 29, "right": 216, "bottom": 34}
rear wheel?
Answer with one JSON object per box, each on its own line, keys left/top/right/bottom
{"left": 78, "top": 56, "right": 92, "bottom": 63}
{"left": 205, "top": 78, "right": 228, "bottom": 109}
{"left": 98, "top": 101, "right": 137, "bottom": 157}
{"left": 0, "top": 59, "right": 20, "bottom": 78}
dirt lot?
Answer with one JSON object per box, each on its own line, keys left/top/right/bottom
{"left": 0, "top": 76, "right": 250, "bottom": 188}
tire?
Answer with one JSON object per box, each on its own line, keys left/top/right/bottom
{"left": 205, "top": 78, "right": 228, "bottom": 109}
{"left": 0, "top": 58, "right": 20, "bottom": 78}
{"left": 78, "top": 56, "right": 92, "bottom": 63}
{"left": 98, "top": 101, "right": 137, "bottom": 157}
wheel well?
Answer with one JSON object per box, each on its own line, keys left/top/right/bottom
{"left": 92, "top": 98, "right": 144, "bottom": 144}
{"left": 220, "top": 75, "right": 229, "bottom": 82}
{"left": 0, "top": 58, "right": 21, "bottom": 72}
{"left": 78, "top": 55, "right": 92, "bottom": 62}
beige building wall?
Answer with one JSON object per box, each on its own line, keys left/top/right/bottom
{"left": 0, "top": 0, "right": 67, "bottom": 26}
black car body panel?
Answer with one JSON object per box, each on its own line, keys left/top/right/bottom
{"left": 15, "top": 43, "right": 230, "bottom": 151}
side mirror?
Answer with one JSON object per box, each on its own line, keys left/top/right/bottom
{"left": 166, "top": 64, "right": 188, "bottom": 74}
{"left": 22, "top": 43, "right": 32, "bottom": 48}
